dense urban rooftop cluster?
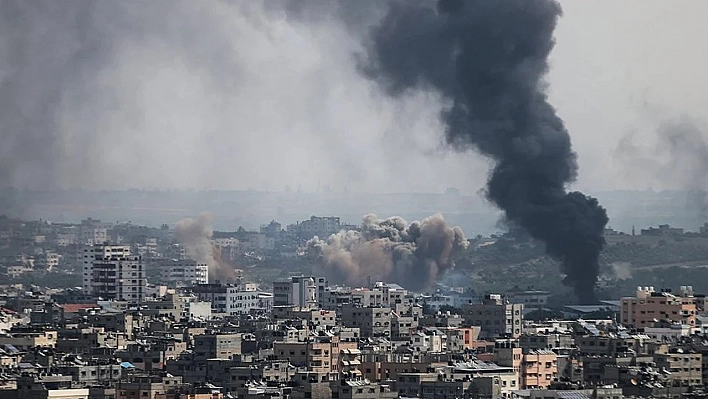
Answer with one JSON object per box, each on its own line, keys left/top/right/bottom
{"left": 1, "top": 216, "right": 708, "bottom": 398}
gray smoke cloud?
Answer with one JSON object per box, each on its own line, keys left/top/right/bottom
{"left": 610, "top": 261, "right": 633, "bottom": 281}
{"left": 0, "top": 0, "right": 482, "bottom": 205}
{"left": 307, "top": 213, "right": 468, "bottom": 291}
{"left": 174, "top": 213, "right": 234, "bottom": 283}
{"left": 616, "top": 116, "right": 708, "bottom": 220}
{"left": 359, "top": 0, "right": 608, "bottom": 303}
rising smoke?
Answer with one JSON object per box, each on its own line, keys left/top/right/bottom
{"left": 616, "top": 116, "right": 708, "bottom": 220}
{"left": 307, "top": 214, "right": 467, "bottom": 291}
{"left": 360, "top": 0, "right": 608, "bottom": 303}
{"left": 174, "top": 214, "right": 235, "bottom": 283}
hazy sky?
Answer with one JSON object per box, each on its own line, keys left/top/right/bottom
{"left": 2, "top": 0, "right": 707, "bottom": 195}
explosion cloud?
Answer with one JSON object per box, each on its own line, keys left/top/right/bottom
{"left": 307, "top": 213, "right": 468, "bottom": 291}
{"left": 174, "top": 214, "right": 235, "bottom": 283}
{"left": 361, "top": 0, "right": 608, "bottom": 303}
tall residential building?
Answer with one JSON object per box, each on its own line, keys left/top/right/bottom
{"left": 462, "top": 294, "right": 523, "bottom": 339}
{"left": 273, "top": 275, "right": 318, "bottom": 309}
{"left": 82, "top": 244, "right": 145, "bottom": 302}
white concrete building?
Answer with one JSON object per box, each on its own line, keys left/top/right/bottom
{"left": 82, "top": 244, "right": 145, "bottom": 302}
{"left": 227, "top": 285, "right": 273, "bottom": 315}
{"left": 213, "top": 237, "right": 239, "bottom": 248}
{"left": 240, "top": 233, "right": 274, "bottom": 251}
{"left": 273, "top": 275, "right": 318, "bottom": 309}
{"left": 185, "top": 300, "right": 212, "bottom": 320}
{"left": 155, "top": 259, "right": 208, "bottom": 286}
{"left": 193, "top": 283, "right": 272, "bottom": 315}
{"left": 288, "top": 216, "right": 342, "bottom": 238}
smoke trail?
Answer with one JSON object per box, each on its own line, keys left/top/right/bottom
{"left": 360, "top": 0, "right": 608, "bottom": 303}
{"left": 174, "top": 214, "right": 235, "bottom": 283}
{"left": 307, "top": 213, "right": 468, "bottom": 291}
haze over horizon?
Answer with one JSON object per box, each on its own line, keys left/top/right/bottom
{"left": 2, "top": 1, "right": 708, "bottom": 198}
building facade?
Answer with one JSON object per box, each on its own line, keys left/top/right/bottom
{"left": 463, "top": 294, "right": 523, "bottom": 339}
{"left": 155, "top": 259, "right": 208, "bottom": 287}
{"left": 621, "top": 286, "right": 697, "bottom": 328}
{"left": 341, "top": 305, "right": 392, "bottom": 338}
{"left": 273, "top": 276, "right": 317, "bottom": 309}
{"left": 83, "top": 244, "right": 146, "bottom": 302}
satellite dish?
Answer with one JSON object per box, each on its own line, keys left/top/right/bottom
{"left": 631, "top": 379, "right": 638, "bottom": 386}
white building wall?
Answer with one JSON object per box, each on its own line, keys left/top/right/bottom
{"left": 83, "top": 244, "right": 145, "bottom": 302}
{"left": 227, "top": 287, "right": 269, "bottom": 315}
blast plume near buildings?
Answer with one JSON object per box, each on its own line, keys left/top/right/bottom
{"left": 354, "top": 0, "right": 607, "bottom": 303}
{"left": 175, "top": 214, "right": 235, "bottom": 283}
{"left": 302, "top": 0, "right": 607, "bottom": 302}
{"left": 307, "top": 214, "right": 467, "bottom": 291}
{"left": 3, "top": 1, "right": 708, "bottom": 302}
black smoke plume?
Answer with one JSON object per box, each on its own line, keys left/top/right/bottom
{"left": 306, "top": 214, "right": 468, "bottom": 291}
{"left": 361, "top": 0, "right": 608, "bottom": 303}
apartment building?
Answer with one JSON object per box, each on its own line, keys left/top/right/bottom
{"left": 341, "top": 305, "right": 392, "bottom": 338}
{"left": 227, "top": 285, "right": 273, "bottom": 315}
{"left": 493, "top": 340, "right": 522, "bottom": 389}
{"left": 445, "top": 327, "right": 481, "bottom": 351}
{"left": 273, "top": 335, "right": 357, "bottom": 374}
{"left": 288, "top": 216, "right": 342, "bottom": 238}
{"left": 194, "top": 333, "right": 242, "bottom": 361}
{"left": 154, "top": 259, "right": 208, "bottom": 287}
{"left": 462, "top": 294, "right": 523, "bottom": 339}
{"left": 82, "top": 244, "right": 145, "bottom": 302}
{"left": 192, "top": 284, "right": 228, "bottom": 313}
{"left": 621, "top": 286, "right": 697, "bottom": 328}
{"left": 273, "top": 276, "right": 317, "bottom": 309}
{"left": 521, "top": 350, "right": 558, "bottom": 389}
{"left": 654, "top": 351, "right": 703, "bottom": 387}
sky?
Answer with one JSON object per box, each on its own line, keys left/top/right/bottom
{"left": 1, "top": 0, "right": 707, "bottom": 195}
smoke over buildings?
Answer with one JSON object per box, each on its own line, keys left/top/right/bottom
{"left": 307, "top": 213, "right": 467, "bottom": 291}
{"left": 0, "top": 0, "right": 483, "bottom": 203}
{"left": 174, "top": 214, "right": 235, "bottom": 283}
{"left": 360, "top": 0, "right": 608, "bottom": 303}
